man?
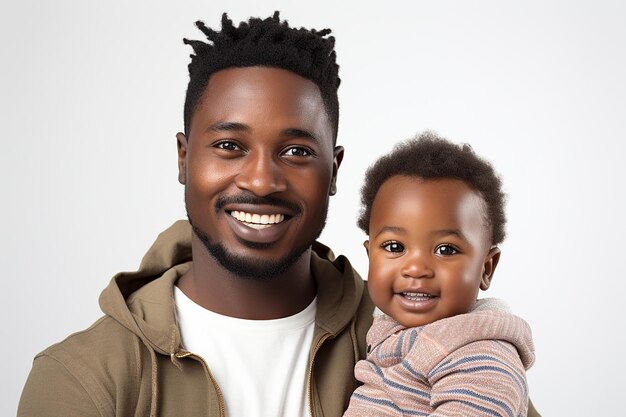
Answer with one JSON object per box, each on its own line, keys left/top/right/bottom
{"left": 18, "top": 13, "right": 540, "bottom": 417}
{"left": 18, "top": 13, "right": 373, "bottom": 417}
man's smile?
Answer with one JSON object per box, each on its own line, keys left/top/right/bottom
{"left": 223, "top": 206, "right": 295, "bottom": 244}
{"left": 229, "top": 210, "right": 286, "bottom": 230}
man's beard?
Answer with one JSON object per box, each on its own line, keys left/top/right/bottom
{"left": 187, "top": 192, "right": 328, "bottom": 281}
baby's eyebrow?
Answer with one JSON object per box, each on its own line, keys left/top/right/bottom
{"left": 373, "top": 225, "right": 406, "bottom": 238}
{"left": 431, "top": 229, "right": 468, "bottom": 241}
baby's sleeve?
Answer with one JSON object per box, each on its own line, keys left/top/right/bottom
{"left": 427, "top": 339, "right": 529, "bottom": 417}
{"left": 342, "top": 359, "right": 402, "bottom": 417}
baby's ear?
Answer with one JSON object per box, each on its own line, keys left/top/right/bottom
{"left": 363, "top": 240, "right": 370, "bottom": 257}
{"left": 480, "top": 247, "right": 501, "bottom": 290}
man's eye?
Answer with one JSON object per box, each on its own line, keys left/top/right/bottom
{"left": 283, "top": 147, "right": 311, "bottom": 157}
{"left": 435, "top": 245, "right": 458, "bottom": 256}
{"left": 215, "top": 141, "right": 240, "bottom": 151}
{"left": 382, "top": 241, "right": 404, "bottom": 253}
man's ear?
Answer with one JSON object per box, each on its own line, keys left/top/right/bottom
{"left": 480, "top": 247, "right": 501, "bottom": 290}
{"left": 363, "top": 240, "right": 370, "bottom": 257}
{"left": 176, "top": 132, "right": 188, "bottom": 185}
{"left": 329, "top": 145, "right": 344, "bottom": 196}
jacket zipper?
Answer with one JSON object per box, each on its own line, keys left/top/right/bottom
{"left": 175, "top": 351, "right": 226, "bottom": 417}
{"left": 307, "top": 332, "right": 331, "bottom": 417}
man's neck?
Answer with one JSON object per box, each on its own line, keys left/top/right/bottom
{"left": 176, "top": 238, "right": 317, "bottom": 320}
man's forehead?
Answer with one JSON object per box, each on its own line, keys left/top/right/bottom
{"left": 192, "top": 66, "right": 333, "bottom": 140}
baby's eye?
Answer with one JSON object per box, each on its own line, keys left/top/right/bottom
{"left": 283, "top": 146, "right": 312, "bottom": 157}
{"left": 435, "top": 244, "right": 458, "bottom": 256}
{"left": 382, "top": 241, "right": 404, "bottom": 253}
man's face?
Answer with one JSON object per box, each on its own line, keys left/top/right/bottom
{"left": 177, "top": 66, "right": 342, "bottom": 280}
{"left": 365, "top": 176, "right": 499, "bottom": 327}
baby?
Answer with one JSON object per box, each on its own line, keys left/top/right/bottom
{"left": 344, "top": 132, "right": 535, "bottom": 416}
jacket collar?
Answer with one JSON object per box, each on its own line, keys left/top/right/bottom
{"left": 99, "top": 220, "right": 365, "bottom": 354}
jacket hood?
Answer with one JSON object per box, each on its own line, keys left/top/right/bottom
{"left": 367, "top": 297, "right": 535, "bottom": 370}
{"left": 99, "top": 220, "right": 366, "bottom": 355}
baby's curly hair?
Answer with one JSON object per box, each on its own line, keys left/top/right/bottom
{"left": 357, "top": 131, "right": 506, "bottom": 245}
{"left": 182, "top": 11, "right": 340, "bottom": 141}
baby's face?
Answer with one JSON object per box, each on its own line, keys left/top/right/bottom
{"left": 366, "top": 175, "right": 499, "bottom": 328}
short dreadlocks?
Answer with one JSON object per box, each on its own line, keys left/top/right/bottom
{"left": 357, "top": 132, "right": 507, "bottom": 245}
{"left": 182, "top": 12, "right": 340, "bottom": 141}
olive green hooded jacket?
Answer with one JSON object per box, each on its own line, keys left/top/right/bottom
{"left": 18, "top": 221, "right": 374, "bottom": 417}
{"left": 18, "top": 221, "right": 540, "bottom": 416}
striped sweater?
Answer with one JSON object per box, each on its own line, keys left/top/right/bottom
{"left": 343, "top": 298, "right": 535, "bottom": 417}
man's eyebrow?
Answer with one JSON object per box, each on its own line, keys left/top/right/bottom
{"left": 206, "top": 121, "right": 250, "bottom": 133}
{"left": 373, "top": 225, "right": 406, "bottom": 238}
{"left": 282, "top": 128, "right": 319, "bottom": 142}
{"left": 205, "top": 124, "right": 319, "bottom": 142}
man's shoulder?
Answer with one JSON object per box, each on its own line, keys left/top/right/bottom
{"left": 20, "top": 316, "right": 152, "bottom": 417}
{"left": 35, "top": 315, "right": 140, "bottom": 372}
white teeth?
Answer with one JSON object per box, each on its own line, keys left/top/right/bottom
{"left": 402, "top": 292, "right": 434, "bottom": 301}
{"left": 230, "top": 211, "right": 285, "bottom": 226}
{"left": 247, "top": 223, "right": 272, "bottom": 230}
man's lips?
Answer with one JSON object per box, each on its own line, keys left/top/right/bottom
{"left": 217, "top": 193, "right": 301, "bottom": 243}
{"left": 216, "top": 193, "right": 301, "bottom": 214}
{"left": 223, "top": 205, "right": 294, "bottom": 244}
{"left": 229, "top": 210, "right": 286, "bottom": 230}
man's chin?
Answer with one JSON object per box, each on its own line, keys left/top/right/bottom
{"left": 192, "top": 225, "right": 309, "bottom": 281}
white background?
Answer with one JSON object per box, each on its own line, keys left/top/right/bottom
{"left": 2, "top": 1, "right": 625, "bottom": 415}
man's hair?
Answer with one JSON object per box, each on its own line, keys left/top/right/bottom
{"left": 357, "top": 131, "right": 507, "bottom": 245}
{"left": 182, "top": 12, "right": 340, "bottom": 141}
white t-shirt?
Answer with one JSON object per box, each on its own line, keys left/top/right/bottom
{"left": 174, "top": 287, "right": 317, "bottom": 417}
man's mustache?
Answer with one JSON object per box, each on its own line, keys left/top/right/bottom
{"left": 215, "top": 192, "right": 302, "bottom": 214}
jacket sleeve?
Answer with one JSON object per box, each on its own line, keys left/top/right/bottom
{"left": 18, "top": 355, "right": 102, "bottom": 417}
{"left": 428, "top": 340, "right": 528, "bottom": 417}
{"left": 528, "top": 398, "right": 542, "bottom": 417}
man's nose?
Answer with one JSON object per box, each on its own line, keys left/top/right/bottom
{"left": 401, "top": 251, "right": 434, "bottom": 279}
{"left": 234, "top": 153, "right": 288, "bottom": 196}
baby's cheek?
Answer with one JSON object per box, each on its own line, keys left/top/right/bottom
{"left": 366, "top": 274, "right": 388, "bottom": 305}
{"left": 452, "top": 274, "right": 482, "bottom": 310}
